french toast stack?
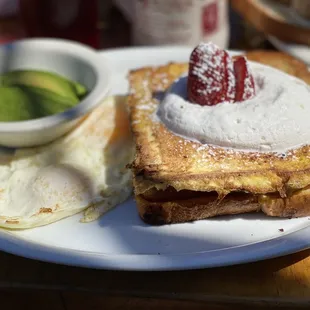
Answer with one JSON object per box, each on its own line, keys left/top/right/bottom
{"left": 128, "top": 51, "right": 310, "bottom": 225}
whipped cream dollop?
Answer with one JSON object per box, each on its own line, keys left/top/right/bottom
{"left": 156, "top": 62, "right": 310, "bottom": 153}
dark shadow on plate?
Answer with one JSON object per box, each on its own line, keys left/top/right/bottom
{"left": 206, "top": 212, "right": 291, "bottom": 222}
{"left": 168, "top": 76, "right": 188, "bottom": 98}
{"left": 97, "top": 197, "right": 146, "bottom": 228}
{"left": 97, "top": 202, "right": 235, "bottom": 254}
{"left": 95, "top": 196, "right": 302, "bottom": 255}
{"left": 153, "top": 91, "right": 166, "bottom": 102}
{"left": 153, "top": 76, "right": 188, "bottom": 102}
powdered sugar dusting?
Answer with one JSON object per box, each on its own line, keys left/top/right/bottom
{"left": 165, "top": 129, "right": 303, "bottom": 170}
{"left": 227, "top": 58, "right": 236, "bottom": 101}
{"left": 137, "top": 103, "right": 156, "bottom": 110}
{"left": 188, "top": 42, "right": 236, "bottom": 105}
{"left": 157, "top": 61, "right": 310, "bottom": 153}
{"left": 241, "top": 57, "right": 256, "bottom": 101}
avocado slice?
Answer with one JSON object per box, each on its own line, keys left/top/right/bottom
{"left": 0, "top": 70, "right": 81, "bottom": 102}
{"left": 0, "top": 86, "right": 37, "bottom": 122}
{"left": 20, "top": 86, "right": 79, "bottom": 117}
{"left": 72, "top": 81, "right": 88, "bottom": 98}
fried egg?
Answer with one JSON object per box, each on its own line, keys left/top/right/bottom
{"left": 0, "top": 95, "right": 133, "bottom": 229}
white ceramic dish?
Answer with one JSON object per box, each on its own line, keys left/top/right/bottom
{"left": 268, "top": 35, "right": 310, "bottom": 65}
{"left": 0, "top": 38, "right": 111, "bottom": 147}
{"left": 0, "top": 46, "right": 309, "bottom": 271}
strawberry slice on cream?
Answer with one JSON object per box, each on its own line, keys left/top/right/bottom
{"left": 187, "top": 42, "right": 255, "bottom": 105}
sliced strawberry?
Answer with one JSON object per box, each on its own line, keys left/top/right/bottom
{"left": 233, "top": 56, "right": 256, "bottom": 102}
{"left": 187, "top": 42, "right": 235, "bottom": 106}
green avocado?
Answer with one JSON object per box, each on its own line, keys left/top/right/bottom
{"left": 20, "top": 86, "right": 78, "bottom": 117}
{"left": 0, "top": 70, "right": 83, "bottom": 102}
{"left": 0, "top": 70, "right": 87, "bottom": 122}
{"left": 72, "top": 80, "right": 88, "bottom": 98}
{"left": 0, "top": 87, "right": 36, "bottom": 122}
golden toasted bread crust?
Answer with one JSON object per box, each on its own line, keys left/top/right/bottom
{"left": 128, "top": 52, "right": 310, "bottom": 196}
{"left": 134, "top": 177, "right": 310, "bottom": 224}
{"left": 137, "top": 189, "right": 310, "bottom": 224}
{"left": 136, "top": 193, "right": 260, "bottom": 225}
{"left": 128, "top": 51, "right": 310, "bottom": 223}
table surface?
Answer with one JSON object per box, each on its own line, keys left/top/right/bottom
{"left": 1, "top": 249, "right": 310, "bottom": 309}
{"left": 1, "top": 5, "right": 310, "bottom": 310}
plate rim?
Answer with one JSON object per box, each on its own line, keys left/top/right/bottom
{"left": 0, "top": 222, "right": 309, "bottom": 271}
{"left": 0, "top": 46, "right": 309, "bottom": 271}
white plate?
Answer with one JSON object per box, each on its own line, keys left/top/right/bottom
{"left": 268, "top": 36, "right": 310, "bottom": 65}
{"left": 0, "top": 46, "right": 310, "bottom": 271}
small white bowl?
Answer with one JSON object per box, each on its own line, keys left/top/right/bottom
{"left": 0, "top": 38, "right": 112, "bottom": 148}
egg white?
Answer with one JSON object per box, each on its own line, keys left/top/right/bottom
{"left": 0, "top": 96, "right": 133, "bottom": 229}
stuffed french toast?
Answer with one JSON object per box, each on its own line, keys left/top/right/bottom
{"left": 128, "top": 43, "right": 310, "bottom": 225}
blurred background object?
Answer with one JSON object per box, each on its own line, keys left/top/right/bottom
{"left": 0, "top": 0, "right": 276, "bottom": 50}
{"left": 0, "top": 0, "right": 18, "bottom": 17}
{"left": 113, "top": 0, "right": 134, "bottom": 22}
{"left": 231, "top": 0, "right": 310, "bottom": 64}
{"left": 115, "top": 0, "right": 230, "bottom": 49}
{"left": 291, "top": 0, "right": 310, "bottom": 25}
{"left": 112, "top": 0, "right": 279, "bottom": 51}
{"left": 0, "top": 0, "right": 24, "bottom": 44}
{"left": 19, "top": 0, "right": 101, "bottom": 48}
{"left": 0, "top": 0, "right": 309, "bottom": 62}
{"left": 231, "top": 0, "right": 310, "bottom": 46}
